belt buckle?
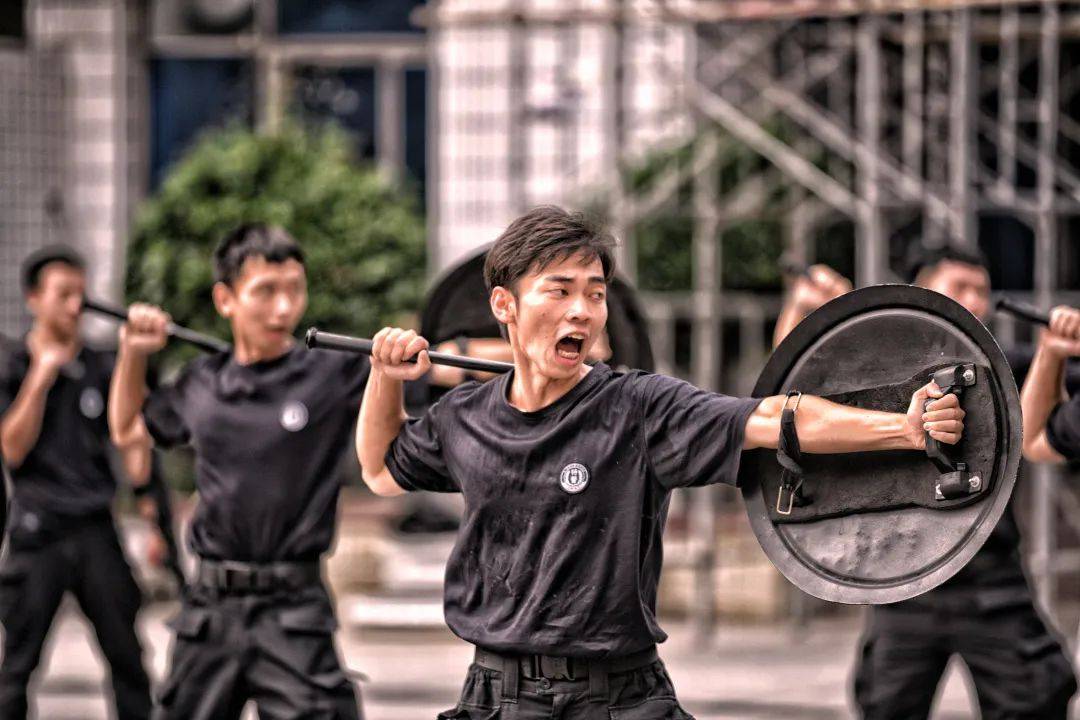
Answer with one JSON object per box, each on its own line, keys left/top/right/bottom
{"left": 539, "top": 655, "right": 572, "bottom": 681}
{"left": 221, "top": 561, "right": 251, "bottom": 592}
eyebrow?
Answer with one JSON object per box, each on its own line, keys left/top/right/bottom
{"left": 543, "top": 274, "right": 607, "bottom": 285}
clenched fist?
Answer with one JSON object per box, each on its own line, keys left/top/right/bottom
{"left": 119, "top": 303, "right": 170, "bottom": 357}
{"left": 370, "top": 327, "right": 431, "bottom": 381}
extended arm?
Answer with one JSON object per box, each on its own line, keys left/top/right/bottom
{"left": 744, "top": 382, "right": 962, "bottom": 453}
{"left": 356, "top": 327, "right": 431, "bottom": 497}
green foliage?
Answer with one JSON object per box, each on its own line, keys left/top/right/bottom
{"left": 629, "top": 130, "right": 799, "bottom": 292}
{"left": 127, "top": 122, "right": 427, "bottom": 369}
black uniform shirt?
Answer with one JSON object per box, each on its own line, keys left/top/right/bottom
{"left": 386, "top": 363, "right": 761, "bottom": 659}
{"left": 143, "top": 346, "right": 368, "bottom": 562}
{"left": 1046, "top": 395, "right": 1080, "bottom": 460}
{"left": 0, "top": 342, "right": 118, "bottom": 518}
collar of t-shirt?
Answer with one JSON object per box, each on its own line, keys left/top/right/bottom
{"left": 216, "top": 343, "right": 305, "bottom": 399}
{"left": 495, "top": 362, "right": 610, "bottom": 423}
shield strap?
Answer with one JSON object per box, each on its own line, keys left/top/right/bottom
{"left": 764, "top": 367, "right": 991, "bottom": 524}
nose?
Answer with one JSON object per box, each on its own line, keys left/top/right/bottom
{"left": 566, "top": 293, "right": 590, "bottom": 322}
{"left": 274, "top": 291, "right": 294, "bottom": 318}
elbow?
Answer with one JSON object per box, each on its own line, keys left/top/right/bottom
{"left": 110, "top": 419, "right": 149, "bottom": 453}
{"left": 0, "top": 430, "right": 25, "bottom": 469}
{"left": 361, "top": 468, "right": 403, "bottom": 497}
{"left": 1023, "top": 432, "right": 1065, "bottom": 465}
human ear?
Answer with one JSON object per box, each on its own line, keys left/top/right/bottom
{"left": 212, "top": 282, "right": 234, "bottom": 319}
{"left": 490, "top": 286, "right": 516, "bottom": 326}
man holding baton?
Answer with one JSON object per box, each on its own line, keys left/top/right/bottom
{"left": 109, "top": 225, "right": 367, "bottom": 719}
{"left": 0, "top": 246, "right": 155, "bottom": 720}
{"left": 355, "top": 206, "right": 966, "bottom": 719}
{"left": 1020, "top": 304, "right": 1080, "bottom": 462}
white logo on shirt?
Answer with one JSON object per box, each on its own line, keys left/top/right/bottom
{"left": 559, "top": 463, "right": 590, "bottom": 494}
{"left": 280, "top": 401, "right": 309, "bottom": 432}
{"left": 79, "top": 387, "right": 104, "bottom": 419}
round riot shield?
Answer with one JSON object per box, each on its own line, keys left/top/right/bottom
{"left": 740, "top": 285, "right": 1021, "bottom": 604}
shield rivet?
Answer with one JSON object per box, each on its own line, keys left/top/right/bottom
{"left": 968, "top": 475, "right": 982, "bottom": 491}
{"left": 962, "top": 368, "right": 975, "bottom": 384}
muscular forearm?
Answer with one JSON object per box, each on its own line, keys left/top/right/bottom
{"left": 745, "top": 394, "right": 916, "bottom": 452}
{"left": 355, "top": 371, "right": 408, "bottom": 496}
{"left": 109, "top": 346, "right": 151, "bottom": 454}
{"left": 1021, "top": 342, "right": 1068, "bottom": 462}
{"left": 0, "top": 367, "right": 55, "bottom": 467}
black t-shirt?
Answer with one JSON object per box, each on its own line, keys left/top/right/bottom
{"left": 386, "top": 363, "right": 760, "bottom": 658}
{"left": 143, "top": 346, "right": 368, "bottom": 562}
{"left": 0, "top": 342, "right": 118, "bottom": 518}
{"left": 1046, "top": 395, "right": 1080, "bottom": 460}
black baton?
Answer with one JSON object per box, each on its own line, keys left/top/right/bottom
{"left": 82, "top": 297, "right": 230, "bottom": 354}
{"left": 305, "top": 328, "right": 514, "bottom": 375}
{"left": 995, "top": 297, "right": 1051, "bottom": 326}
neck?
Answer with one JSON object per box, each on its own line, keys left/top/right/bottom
{"left": 231, "top": 333, "right": 294, "bottom": 366}
{"left": 29, "top": 323, "right": 79, "bottom": 352}
{"left": 507, "top": 346, "right": 592, "bottom": 413}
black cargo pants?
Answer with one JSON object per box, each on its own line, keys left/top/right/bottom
{"left": 153, "top": 580, "right": 361, "bottom": 720}
{"left": 0, "top": 510, "right": 152, "bottom": 720}
{"left": 853, "top": 585, "right": 1076, "bottom": 720}
{"left": 438, "top": 648, "right": 694, "bottom": 719}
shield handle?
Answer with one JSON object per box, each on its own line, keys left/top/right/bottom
{"left": 925, "top": 363, "right": 978, "bottom": 500}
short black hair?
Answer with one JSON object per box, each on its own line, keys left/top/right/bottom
{"left": 213, "top": 224, "right": 305, "bottom": 285}
{"left": 21, "top": 244, "right": 85, "bottom": 292}
{"left": 483, "top": 206, "right": 616, "bottom": 293}
{"left": 906, "top": 244, "right": 990, "bottom": 284}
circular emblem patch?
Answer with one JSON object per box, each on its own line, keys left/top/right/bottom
{"left": 559, "top": 463, "right": 590, "bottom": 494}
{"left": 280, "top": 401, "right": 309, "bottom": 432}
{"left": 79, "top": 387, "right": 104, "bottom": 419}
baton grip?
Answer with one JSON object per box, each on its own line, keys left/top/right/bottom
{"left": 82, "top": 298, "right": 230, "bottom": 354}
{"left": 995, "top": 297, "right": 1050, "bottom": 326}
{"left": 305, "top": 328, "right": 514, "bottom": 375}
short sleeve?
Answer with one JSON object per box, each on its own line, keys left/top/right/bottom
{"left": 384, "top": 402, "right": 458, "bottom": 493}
{"left": 1046, "top": 395, "right": 1080, "bottom": 460}
{"left": 0, "top": 359, "right": 16, "bottom": 418}
{"left": 143, "top": 370, "right": 192, "bottom": 449}
{"left": 638, "top": 373, "right": 761, "bottom": 489}
{"left": 340, "top": 354, "right": 370, "bottom": 408}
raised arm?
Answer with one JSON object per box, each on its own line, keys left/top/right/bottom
{"left": 1021, "top": 306, "right": 1080, "bottom": 463}
{"left": 773, "top": 265, "right": 852, "bottom": 347}
{"left": 108, "top": 303, "right": 169, "bottom": 485}
{"left": 356, "top": 327, "right": 431, "bottom": 497}
{"left": 744, "top": 382, "right": 962, "bottom": 453}
{"left": 0, "top": 335, "right": 73, "bottom": 468}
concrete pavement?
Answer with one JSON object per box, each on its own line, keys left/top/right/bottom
{"left": 27, "top": 600, "right": 990, "bottom": 719}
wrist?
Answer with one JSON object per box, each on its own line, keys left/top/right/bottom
{"left": 26, "top": 361, "right": 59, "bottom": 386}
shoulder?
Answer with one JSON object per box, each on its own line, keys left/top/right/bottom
{"left": 0, "top": 336, "right": 25, "bottom": 376}
{"left": 433, "top": 378, "right": 490, "bottom": 410}
{"left": 610, "top": 368, "right": 686, "bottom": 402}
{"left": 171, "top": 352, "right": 227, "bottom": 387}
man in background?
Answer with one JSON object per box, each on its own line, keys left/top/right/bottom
{"left": 774, "top": 246, "right": 1077, "bottom": 720}
{"left": 0, "top": 246, "right": 156, "bottom": 720}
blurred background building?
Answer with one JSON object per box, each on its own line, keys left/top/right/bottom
{"left": 4, "top": 1, "right": 1080, "bottom": 716}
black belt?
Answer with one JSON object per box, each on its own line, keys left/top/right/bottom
{"left": 194, "top": 559, "right": 321, "bottom": 594}
{"left": 473, "top": 645, "right": 659, "bottom": 703}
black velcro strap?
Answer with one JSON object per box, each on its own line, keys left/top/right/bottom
{"left": 775, "top": 392, "right": 812, "bottom": 515}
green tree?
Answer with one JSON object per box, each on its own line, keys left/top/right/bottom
{"left": 126, "top": 122, "right": 427, "bottom": 369}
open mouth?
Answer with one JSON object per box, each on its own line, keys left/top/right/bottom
{"left": 556, "top": 334, "right": 585, "bottom": 360}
